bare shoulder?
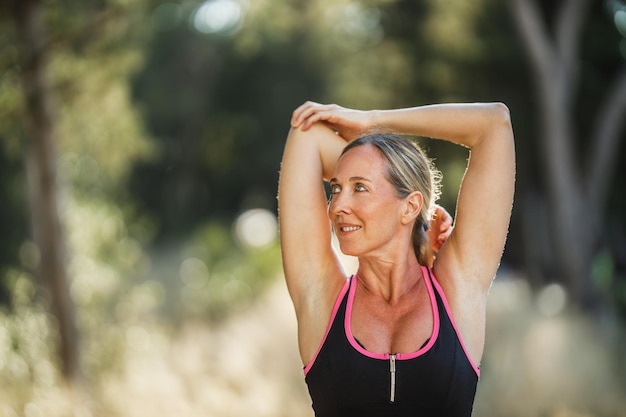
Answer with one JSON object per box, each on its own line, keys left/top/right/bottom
{"left": 295, "top": 269, "right": 349, "bottom": 365}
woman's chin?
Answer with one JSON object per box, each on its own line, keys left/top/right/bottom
{"left": 338, "top": 244, "right": 361, "bottom": 258}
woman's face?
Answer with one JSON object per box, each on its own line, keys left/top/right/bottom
{"left": 328, "top": 144, "right": 409, "bottom": 258}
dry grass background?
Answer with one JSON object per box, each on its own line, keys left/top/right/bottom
{"left": 0, "top": 271, "right": 309, "bottom": 417}
{"left": 102, "top": 279, "right": 311, "bottom": 417}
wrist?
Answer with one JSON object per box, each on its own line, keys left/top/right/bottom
{"left": 367, "top": 109, "right": 384, "bottom": 131}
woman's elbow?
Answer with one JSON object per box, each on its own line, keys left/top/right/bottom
{"left": 491, "top": 102, "right": 513, "bottom": 132}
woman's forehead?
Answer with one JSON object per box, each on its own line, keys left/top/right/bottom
{"left": 335, "top": 144, "right": 386, "bottom": 177}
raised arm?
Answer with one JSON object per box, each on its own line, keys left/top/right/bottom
{"left": 293, "top": 102, "right": 515, "bottom": 291}
{"left": 373, "top": 103, "right": 515, "bottom": 290}
{"left": 278, "top": 122, "right": 348, "bottom": 312}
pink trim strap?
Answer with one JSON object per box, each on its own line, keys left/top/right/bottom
{"left": 302, "top": 268, "right": 481, "bottom": 379}
{"left": 303, "top": 278, "right": 351, "bottom": 376}
{"left": 344, "top": 265, "right": 440, "bottom": 360}
{"left": 429, "top": 270, "right": 481, "bottom": 378}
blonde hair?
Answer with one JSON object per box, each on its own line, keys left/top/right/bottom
{"left": 341, "top": 134, "right": 442, "bottom": 265}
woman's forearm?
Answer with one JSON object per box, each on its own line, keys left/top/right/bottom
{"left": 369, "top": 102, "right": 512, "bottom": 149}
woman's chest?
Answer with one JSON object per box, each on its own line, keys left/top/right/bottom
{"left": 350, "top": 291, "right": 434, "bottom": 354}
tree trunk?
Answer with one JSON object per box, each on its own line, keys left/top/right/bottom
{"left": 509, "top": 0, "right": 626, "bottom": 309}
{"left": 15, "top": 0, "right": 80, "bottom": 384}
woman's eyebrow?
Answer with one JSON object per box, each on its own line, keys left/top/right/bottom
{"left": 329, "top": 176, "right": 371, "bottom": 184}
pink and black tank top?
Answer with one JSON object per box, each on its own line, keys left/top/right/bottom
{"left": 304, "top": 266, "right": 480, "bottom": 417}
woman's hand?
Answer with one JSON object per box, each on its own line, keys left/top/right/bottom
{"left": 427, "top": 205, "right": 453, "bottom": 256}
{"left": 291, "top": 101, "right": 372, "bottom": 142}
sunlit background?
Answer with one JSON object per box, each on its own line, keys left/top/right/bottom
{"left": 0, "top": 0, "right": 625, "bottom": 416}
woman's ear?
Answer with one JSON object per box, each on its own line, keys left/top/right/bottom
{"left": 401, "top": 191, "right": 423, "bottom": 225}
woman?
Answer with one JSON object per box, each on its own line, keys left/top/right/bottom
{"left": 278, "top": 101, "right": 515, "bottom": 416}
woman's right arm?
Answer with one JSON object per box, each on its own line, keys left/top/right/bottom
{"left": 279, "top": 114, "right": 354, "bottom": 365}
{"left": 281, "top": 101, "right": 372, "bottom": 307}
{"left": 278, "top": 123, "right": 348, "bottom": 309}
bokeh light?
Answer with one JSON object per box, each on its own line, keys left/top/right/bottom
{"left": 233, "top": 208, "right": 277, "bottom": 249}
{"left": 536, "top": 283, "right": 567, "bottom": 317}
{"left": 192, "top": 0, "right": 244, "bottom": 35}
{"left": 179, "top": 257, "right": 209, "bottom": 289}
{"left": 325, "top": 3, "right": 384, "bottom": 48}
{"left": 126, "top": 325, "right": 151, "bottom": 351}
{"left": 614, "top": 8, "right": 626, "bottom": 37}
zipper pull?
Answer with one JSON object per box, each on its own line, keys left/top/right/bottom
{"left": 389, "top": 354, "right": 396, "bottom": 403}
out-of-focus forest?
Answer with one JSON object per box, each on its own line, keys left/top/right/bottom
{"left": 0, "top": 0, "right": 625, "bottom": 416}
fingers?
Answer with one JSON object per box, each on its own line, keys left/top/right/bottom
{"left": 437, "top": 222, "right": 453, "bottom": 247}
{"left": 291, "top": 101, "right": 336, "bottom": 131}
{"left": 433, "top": 206, "right": 453, "bottom": 228}
{"left": 440, "top": 214, "right": 453, "bottom": 229}
{"left": 291, "top": 101, "right": 320, "bottom": 128}
{"left": 290, "top": 100, "right": 368, "bottom": 141}
{"left": 430, "top": 204, "right": 453, "bottom": 251}
{"left": 302, "top": 111, "right": 329, "bottom": 131}
{"left": 291, "top": 101, "right": 313, "bottom": 127}
{"left": 437, "top": 216, "right": 453, "bottom": 238}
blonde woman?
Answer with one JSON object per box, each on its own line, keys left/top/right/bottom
{"left": 278, "top": 101, "right": 515, "bottom": 416}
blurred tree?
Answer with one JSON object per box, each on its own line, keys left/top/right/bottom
{"left": 0, "top": 0, "right": 160, "bottom": 391}
{"left": 11, "top": 0, "right": 80, "bottom": 384}
{"left": 509, "top": 0, "right": 626, "bottom": 308}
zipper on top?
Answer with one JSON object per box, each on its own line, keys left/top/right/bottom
{"left": 389, "top": 354, "right": 397, "bottom": 403}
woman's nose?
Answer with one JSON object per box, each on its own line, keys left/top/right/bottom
{"left": 329, "top": 191, "right": 351, "bottom": 215}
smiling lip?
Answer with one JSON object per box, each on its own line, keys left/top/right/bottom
{"left": 337, "top": 224, "right": 361, "bottom": 234}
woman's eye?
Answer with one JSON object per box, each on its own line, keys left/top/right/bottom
{"left": 355, "top": 184, "right": 367, "bottom": 192}
{"left": 330, "top": 184, "right": 341, "bottom": 194}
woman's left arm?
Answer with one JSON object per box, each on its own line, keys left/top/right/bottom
{"left": 403, "top": 103, "right": 514, "bottom": 368}
{"left": 371, "top": 103, "right": 515, "bottom": 290}
{"left": 428, "top": 104, "right": 515, "bottom": 292}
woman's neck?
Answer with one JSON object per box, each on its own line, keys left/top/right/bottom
{"left": 355, "top": 254, "right": 423, "bottom": 305}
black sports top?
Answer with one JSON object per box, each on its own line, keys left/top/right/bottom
{"left": 304, "top": 266, "right": 480, "bottom": 417}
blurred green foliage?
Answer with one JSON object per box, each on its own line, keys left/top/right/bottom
{"left": 0, "top": 272, "right": 62, "bottom": 413}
